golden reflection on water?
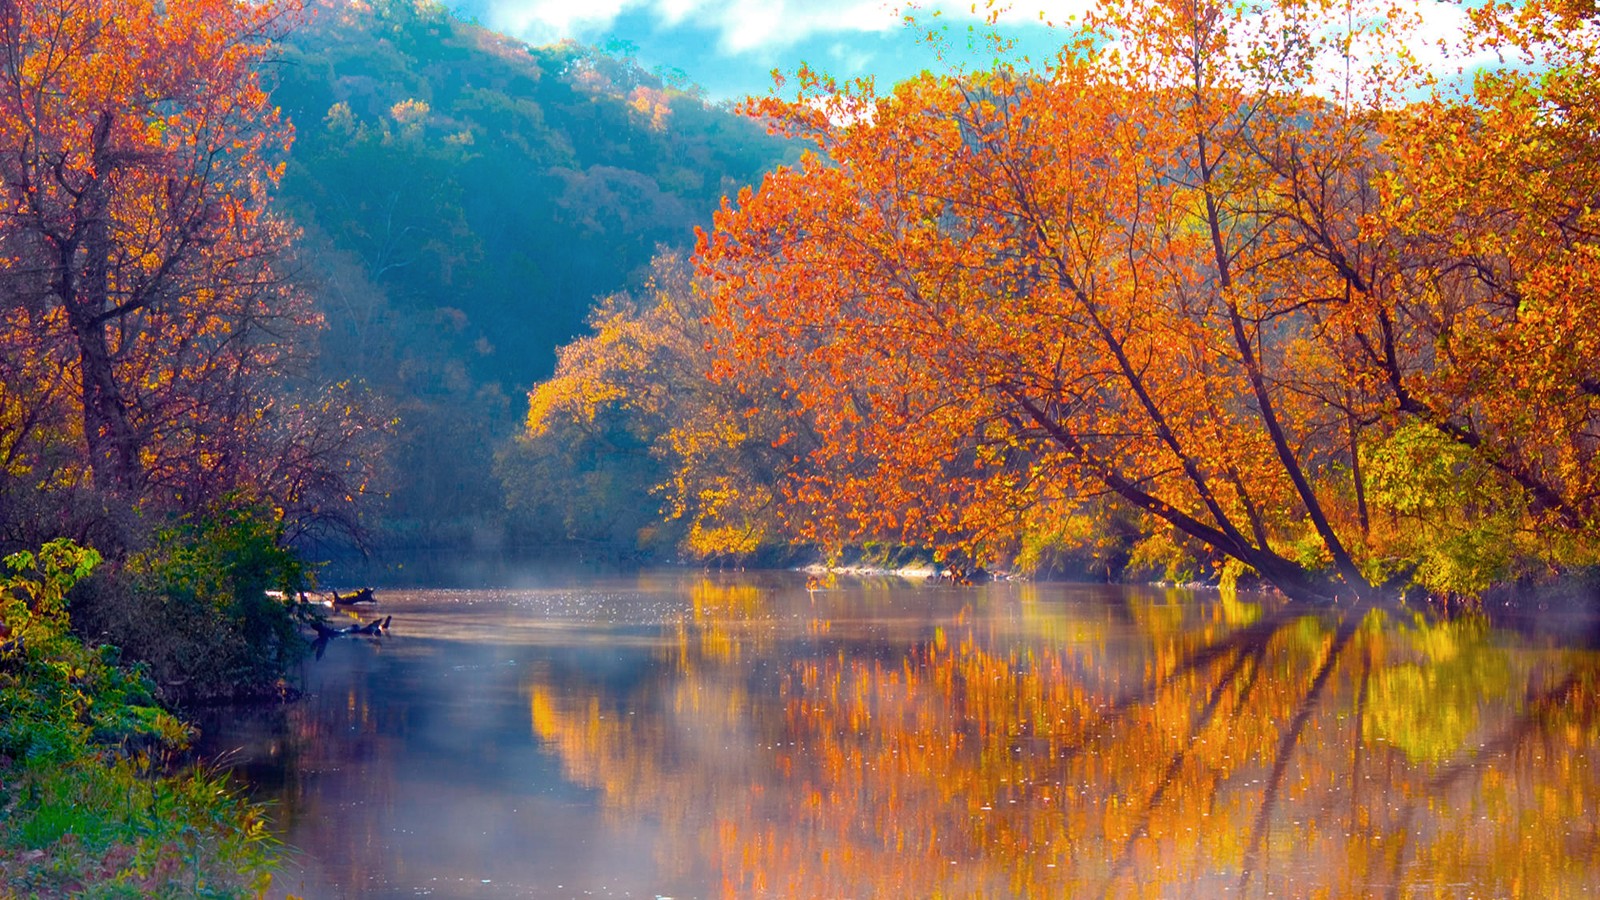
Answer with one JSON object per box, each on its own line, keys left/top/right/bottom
{"left": 521, "top": 579, "right": 1600, "bottom": 898}
{"left": 205, "top": 579, "right": 1600, "bottom": 896}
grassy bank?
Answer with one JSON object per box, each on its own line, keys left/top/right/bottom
{"left": 0, "top": 540, "right": 281, "bottom": 898}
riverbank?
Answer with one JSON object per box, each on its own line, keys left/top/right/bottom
{"left": 0, "top": 757, "right": 277, "bottom": 897}
{"left": 0, "top": 540, "right": 282, "bottom": 897}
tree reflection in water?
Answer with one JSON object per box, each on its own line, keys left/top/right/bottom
{"left": 524, "top": 580, "right": 1600, "bottom": 898}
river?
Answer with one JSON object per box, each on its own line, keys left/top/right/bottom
{"left": 197, "top": 572, "right": 1600, "bottom": 898}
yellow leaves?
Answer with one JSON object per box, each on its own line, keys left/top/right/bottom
{"left": 522, "top": 297, "right": 666, "bottom": 437}
{"left": 628, "top": 86, "right": 673, "bottom": 132}
{"left": 389, "top": 97, "right": 430, "bottom": 125}
{"left": 686, "top": 512, "right": 767, "bottom": 559}
{"left": 524, "top": 377, "right": 599, "bottom": 438}
{"left": 385, "top": 97, "right": 435, "bottom": 140}
{"left": 510, "top": 252, "right": 794, "bottom": 560}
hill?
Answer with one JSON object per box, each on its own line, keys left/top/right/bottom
{"left": 270, "top": 0, "right": 792, "bottom": 558}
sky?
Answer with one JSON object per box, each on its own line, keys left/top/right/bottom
{"left": 447, "top": 0, "right": 1483, "bottom": 103}
{"left": 446, "top": 0, "right": 1096, "bottom": 100}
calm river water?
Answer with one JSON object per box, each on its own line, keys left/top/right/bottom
{"left": 199, "top": 573, "right": 1600, "bottom": 898}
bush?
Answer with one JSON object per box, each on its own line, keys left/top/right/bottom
{"left": 70, "top": 507, "right": 312, "bottom": 706}
{"left": 1013, "top": 503, "right": 1142, "bottom": 581}
{"left": 0, "top": 540, "right": 182, "bottom": 764}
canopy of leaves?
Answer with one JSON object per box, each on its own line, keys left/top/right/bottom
{"left": 0, "top": 0, "right": 387, "bottom": 554}
{"left": 498, "top": 252, "right": 799, "bottom": 563}
{"left": 690, "top": 0, "right": 1600, "bottom": 599}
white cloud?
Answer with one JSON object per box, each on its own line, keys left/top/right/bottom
{"left": 488, "top": 0, "right": 631, "bottom": 42}
{"left": 1289, "top": 0, "right": 1494, "bottom": 102}
{"left": 485, "top": 0, "right": 909, "bottom": 52}
{"left": 481, "top": 0, "right": 1104, "bottom": 55}
{"left": 653, "top": 0, "right": 703, "bottom": 26}
{"left": 827, "top": 40, "right": 878, "bottom": 75}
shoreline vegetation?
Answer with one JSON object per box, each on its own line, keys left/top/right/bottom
{"left": 795, "top": 558, "right": 1599, "bottom": 608}
{"left": 806, "top": 558, "right": 1598, "bottom": 609}
{"left": 0, "top": 541, "right": 280, "bottom": 897}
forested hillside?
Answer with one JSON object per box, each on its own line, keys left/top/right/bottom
{"left": 272, "top": 0, "right": 791, "bottom": 555}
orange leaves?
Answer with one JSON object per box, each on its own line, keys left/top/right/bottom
{"left": 0, "top": 0, "right": 322, "bottom": 509}
{"left": 692, "top": 0, "right": 1600, "bottom": 596}
{"left": 706, "top": 57, "right": 1242, "bottom": 565}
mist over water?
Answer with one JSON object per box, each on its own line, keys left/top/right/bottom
{"left": 200, "top": 574, "right": 1600, "bottom": 898}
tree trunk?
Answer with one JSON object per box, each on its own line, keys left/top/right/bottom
{"left": 67, "top": 113, "right": 141, "bottom": 493}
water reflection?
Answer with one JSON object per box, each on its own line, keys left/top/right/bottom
{"left": 201, "top": 577, "right": 1600, "bottom": 898}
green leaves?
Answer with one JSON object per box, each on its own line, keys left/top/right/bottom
{"left": 1, "top": 539, "right": 181, "bottom": 765}
{"left": 1362, "top": 424, "right": 1526, "bottom": 596}
{"left": 2, "top": 539, "right": 101, "bottom": 645}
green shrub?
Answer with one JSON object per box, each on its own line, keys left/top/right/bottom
{"left": 1126, "top": 528, "right": 1208, "bottom": 584}
{"left": 1014, "top": 503, "right": 1141, "bottom": 581}
{"left": 1361, "top": 423, "right": 1534, "bottom": 598}
{"left": 0, "top": 541, "right": 184, "bottom": 765}
{"left": 71, "top": 506, "right": 312, "bottom": 705}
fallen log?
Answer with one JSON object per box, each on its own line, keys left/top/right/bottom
{"left": 331, "top": 587, "right": 377, "bottom": 605}
{"left": 305, "top": 612, "right": 392, "bottom": 660}
{"left": 350, "top": 615, "right": 391, "bottom": 636}
{"left": 308, "top": 618, "right": 346, "bottom": 641}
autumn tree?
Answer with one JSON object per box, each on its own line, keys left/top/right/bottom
{"left": 500, "top": 251, "right": 802, "bottom": 561}
{"left": 0, "top": 0, "right": 387, "bottom": 549}
{"left": 0, "top": 0, "right": 302, "bottom": 496}
{"left": 695, "top": 0, "right": 1600, "bottom": 599}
